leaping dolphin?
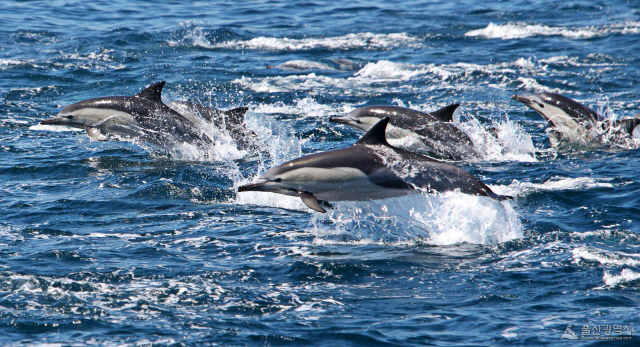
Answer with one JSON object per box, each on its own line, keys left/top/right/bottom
{"left": 329, "top": 104, "right": 479, "bottom": 160}
{"left": 41, "top": 82, "right": 211, "bottom": 146}
{"left": 512, "top": 92, "right": 640, "bottom": 148}
{"left": 167, "top": 101, "right": 261, "bottom": 153}
{"left": 238, "top": 117, "right": 510, "bottom": 213}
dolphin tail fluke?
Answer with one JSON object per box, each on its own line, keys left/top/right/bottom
{"left": 300, "top": 192, "right": 327, "bottom": 213}
{"left": 429, "top": 103, "right": 459, "bottom": 122}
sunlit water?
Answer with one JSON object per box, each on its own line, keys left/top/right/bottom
{"left": 1, "top": 1, "right": 639, "bottom": 345}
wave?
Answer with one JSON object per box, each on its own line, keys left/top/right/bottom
{"left": 602, "top": 269, "right": 640, "bottom": 287}
{"left": 268, "top": 60, "right": 336, "bottom": 71}
{"left": 465, "top": 21, "right": 640, "bottom": 40}
{"left": 193, "top": 32, "right": 424, "bottom": 51}
{"left": 494, "top": 177, "right": 616, "bottom": 197}
{"left": 0, "top": 49, "right": 124, "bottom": 72}
{"left": 232, "top": 58, "right": 549, "bottom": 95}
{"left": 572, "top": 247, "right": 640, "bottom": 267}
{"left": 266, "top": 59, "right": 364, "bottom": 72}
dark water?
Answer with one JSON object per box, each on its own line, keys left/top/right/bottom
{"left": 1, "top": 1, "right": 639, "bottom": 345}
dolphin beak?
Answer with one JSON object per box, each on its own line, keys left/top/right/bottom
{"left": 329, "top": 116, "right": 358, "bottom": 125}
{"left": 329, "top": 116, "right": 349, "bottom": 124}
{"left": 511, "top": 95, "right": 532, "bottom": 105}
{"left": 40, "top": 116, "right": 67, "bottom": 125}
{"left": 238, "top": 181, "right": 267, "bottom": 192}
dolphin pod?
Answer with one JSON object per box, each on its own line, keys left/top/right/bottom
{"left": 41, "top": 81, "right": 639, "bottom": 213}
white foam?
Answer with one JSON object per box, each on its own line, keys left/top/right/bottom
{"left": 466, "top": 21, "right": 640, "bottom": 40}
{"left": 30, "top": 124, "right": 83, "bottom": 132}
{"left": 494, "top": 176, "right": 615, "bottom": 198}
{"left": 209, "top": 32, "right": 424, "bottom": 51}
{"left": 457, "top": 112, "right": 538, "bottom": 162}
{"left": 514, "top": 77, "right": 564, "bottom": 93}
{"left": 502, "top": 327, "right": 519, "bottom": 339}
{"left": 355, "top": 60, "right": 431, "bottom": 80}
{"left": 232, "top": 58, "right": 548, "bottom": 96}
{"left": 235, "top": 191, "right": 308, "bottom": 212}
{"left": 539, "top": 53, "right": 621, "bottom": 68}
{"left": 0, "top": 58, "right": 31, "bottom": 68}
{"left": 248, "top": 97, "right": 340, "bottom": 119}
{"left": 310, "top": 192, "right": 522, "bottom": 246}
{"left": 56, "top": 49, "right": 125, "bottom": 71}
{"left": 602, "top": 269, "right": 640, "bottom": 287}
{"left": 572, "top": 247, "right": 640, "bottom": 267}
{"left": 271, "top": 60, "right": 335, "bottom": 71}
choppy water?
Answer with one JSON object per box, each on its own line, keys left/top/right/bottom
{"left": 1, "top": 1, "right": 639, "bottom": 345}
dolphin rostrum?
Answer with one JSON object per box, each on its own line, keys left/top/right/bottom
{"left": 512, "top": 92, "right": 640, "bottom": 148}
{"left": 238, "top": 117, "right": 510, "bottom": 213}
{"left": 329, "top": 104, "right": 479, "bottom": 160}
{"left": 41, "top": 82, "right": 210, "bottom": 146}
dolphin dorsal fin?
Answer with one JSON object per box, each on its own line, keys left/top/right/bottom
{"left": 136, "top": 81, "right": 166, "bottom": 102}
{"left": 224, "top": 107, "right": 249, "bottom": 125}
{"left": 356, "top": 117, "right": 390, "bottom": 146}
{"left": 429, "top": 103, "right": 459, "bottom": 122}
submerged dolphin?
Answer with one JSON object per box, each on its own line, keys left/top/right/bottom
{"left": 512, "top": 92, "right": 640, "bottom": 148}
{"left": 238, "top": 117, "right": 510, "bottom": 213}
{"left": 167, "top": 101, "right": 261, "bottom": 152}
{"left": 329, "top": 104, "right": 479, "bottom": 160}
{"left": 41, "top": 82, "right": 210, "bottom": 146}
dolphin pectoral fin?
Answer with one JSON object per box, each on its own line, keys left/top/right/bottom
{"left": 429, "top": 103, "right": 459, "bottom": 122}
{"left": 484, "top": 188, "right": 513, "bottom": 201}
{"left": 299, "top": 192, "right": 327, "bottom": 213}
{"left": 85, "top": 127, "right": 108, "bottom": 141}
{"left": 497, "top": 194, "right": 513, "bottom": 201}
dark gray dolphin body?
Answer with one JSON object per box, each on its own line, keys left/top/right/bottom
{"left": 239, "top": 117, "right": 510, "bottom": 213}
{"left": 512, "top": 92, "right": 640, "bottom": 148}
{"left": 167, "top": 101, "right": 261, "bottom": 152}
{"left": 329, "top": 104, "right": 479, "bottom": 160}
{"left": 41, "top": 82, "right": 210, "bottom": 146}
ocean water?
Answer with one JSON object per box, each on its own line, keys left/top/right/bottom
{"left": 1, "top": 1, "right": 639, "bottom": 345}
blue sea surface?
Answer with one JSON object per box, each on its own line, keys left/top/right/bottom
{"left": 1, "top": 1, "right": 639, "bottom": 345}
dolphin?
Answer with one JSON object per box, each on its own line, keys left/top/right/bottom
{"left": 511, "top": 92, "right": 602, "bottom": 148}
{"left": 238, "top": 117, "right": 510, "bottom": 213}
{"left": 40, "top": 81, "right": 210, "bottom": 146}
{"left": 167, "top": 101, "right": 261, "bottom": 152}
{"left": 329, "top": 104, "right": 479, "bottom": 160}
{"left": 512, "top": 92, "right": 640, "bottom": 148}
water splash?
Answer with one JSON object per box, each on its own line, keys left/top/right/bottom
{"left": 310, "top": 192, "right": 522, "bottom": 246}
{"left": 466, "top": 21, "right": 640, "bottom": 40}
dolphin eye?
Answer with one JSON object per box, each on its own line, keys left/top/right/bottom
{"left": 273, "top": 178, "right": 282, "bottom": 182}
{"left": 537, "top": 103, "right": 544, "bottom": 108}
{"left": 64, "top": 115, "right": 74, "bottom": 119}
